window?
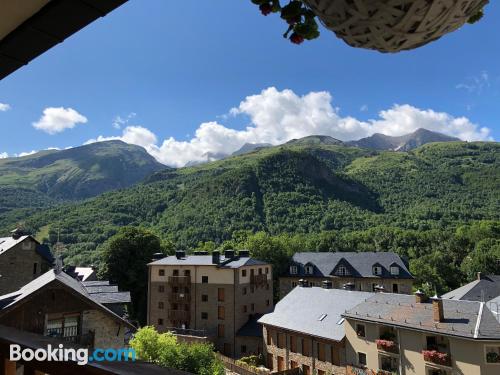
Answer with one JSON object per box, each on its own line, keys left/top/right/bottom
{"left": 201, "top": 294, "right": 208, "bottom": 302}
{"left": 290, "top": 360, "right": 298, "bottom": 369}
{"left": 390, "top": 266, "right": 400, "bottom": 275}
{"left": 290, "top": 265, "right": 298, "bottom": 274}
{"left": 277, "top": 356, "right": 285, "bottom": 372}
{"left": 358, "top": 352, "right": 367, "bottom": 366}
{"left": 243, "top": 287, "right": 247, "bottom": 295}
{"left": 242, "top": 269, "right": 247, "bottom": 277}
{"left": 218, "top": 288, "right": 225, "bottom": 302}
{"left": 259, "top": 268, "right": 263, "bottom": 275}
{"left": 267, "top": 354, "right": 274, "bottom": 370}
{"left": 277, "top": 333, "right": 285, "bottom": 349}
{"left": 33, "top": 262, "right": 37, "bottom": 275}
{"left": 393, "top": 283, "right": 399, "bottom": 293}
{"left": 290, "top": 336, "right": 297, "bottom": 352}
{"left": 250, "top": 286, "right": 255, "bottom": 293}
{"left": 218, "top": 306, "right": 225, "bottom": 320}
{"left": 218, "top": 324, "right": 225, "bottom": 338}
{"left": 267, "top": 329, "right": 272, "bottom": 345}
{"left": 158, "top": 285, "right": 165, "bottom": 293}
{"left": 356, "top": 324, "right": 366, "bottom": 338}
{"left": 243, "top": 305, "right": 247, "bottom": 313}
{"left": 302, "top": 364, "right": 310, "bottom": 375}
{"left": 201, "top": 312, "right": 208, "bottom": 320}
{"left": 485, "top": 345, "right": 500, "bottom": 363}
{"left": 173, "top": 269, "right": 179, "bottom": 276}
{"left": 202, "top": 276, "right": 208, "bottom": 283}
{"left": 336, "top": 266, "right": 348, "bottom": 276}
{"left": 184, "top": 270, "right": 190, "bottom": 276}
{"left": 266, "top": 283, "right": 270, "bottom": 290}
{"left": 173, "top": 286, "right": 179, "bottom": 293}
{"left": 251, "top": 303, "right": 255, "bottom": 312}
{"left": 159, "top": 269, "right": 165, "bottom": 276}
{"left": 241, "top": 345, "right": 247, "bottom": 354}
{"left": 292, "top": 281, "right": 297, "bottom": 288}
{"left": 331, "top": 345, "right": 340, "bottom": 365}
{"left": 372, "top": 283, "right": 378, "bottom": 292}
{"left": 373, "top": 266, "right": 383, "bottom": 275}
{"left": 305, "top": 265, "right": 314, "bottom": 275}
{"left": 317, "top": 342, "right": 325, "bottom": 361}
{"left": 266, "top": 299, "right": 270, "bottom": 306}
{"left": 158, "top": 319, "right": 164, "bottom": 325}
{"left": 172, "top": 303, "right": 179, "bottom": 310}
{"left": 302, "top": 338, "right": 310, "bottom": 356}
{"left": 46, "top": 315, "right": 79, "bottom": 339}
{"left": 380, "top": 355, "right": 398, "bottom": 372}
{"left": 265, "top": 267, "right": 269, "bottom": 274}
{"left": 158, "top": 302, "right": 164, "bottom": 309}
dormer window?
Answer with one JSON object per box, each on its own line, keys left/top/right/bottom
{"left": 290, "top": 265, "right": 298, "bottom": 275}
{"left": 390, "top": 266, "right": 399, "bottom": 275}
{"left": 372, "top": 266, "right": 382, "bottom": 276}
{"left": 305, "top": 265, "right": 314, "bottom": 275}
{"left": 336, "top": 266, "right": 349, "bottom": 276}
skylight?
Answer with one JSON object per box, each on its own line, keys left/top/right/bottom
{"left": 336, "top": 318, "right": 345, "bottom": 325}
{"left": 318, "top": 313, "right": 327, "bottom": 321}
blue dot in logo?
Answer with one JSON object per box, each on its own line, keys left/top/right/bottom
{"left": 89, "top": 356, "right": 94, "bottom": 361}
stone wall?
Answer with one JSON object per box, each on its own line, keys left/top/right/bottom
{"left": 82, "top": 309, "right": 126, "bottom": 349}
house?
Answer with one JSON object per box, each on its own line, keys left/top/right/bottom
{"left": 147, "top": 250, "right": 273, "bottom": 358}
{"left": 442, "top": 273, "right": 500, "bottom": 302}
{"left": 259, "top": 280, "right": 374, "bottom": 375}
{"left": 342, "top": 291, "right": 500, "bottom": 375}
{"left": 280, "top": 252, "right": 413, "bottom": 298}
{"left": 82, "top": 280, "right": 131, "bottom": 317}
{"left": 0, "top": 268, "right": 135, "bottom": 349}
{"left": 0, "top": 229, "right": 54, "bottom": 295}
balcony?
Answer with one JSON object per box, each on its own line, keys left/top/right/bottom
{"left": 168, "top": 276, "right": 191, "bottom": 285}
{"left": 422, "top": 350, "right": 451, "bottom": 367}
{"left": 376, "top": 339, "right": 399, "bottom": 354}
{"left": 170, "top": 292, "right": 191, "bottom": 303}
{"left": 46, "top": 328, "right": 94, "bottom": 347}
{"left": 250, "top": 274, "right": 268, "bottom": 286}
{"left": 168, "top": 309, "right": 191, "bottom": 321}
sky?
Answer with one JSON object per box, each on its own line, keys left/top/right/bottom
{"left": 0, "top": 0, "right": 499, "bottom": 166}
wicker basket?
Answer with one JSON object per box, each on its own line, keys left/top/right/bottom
{"left": 302, "top": 0, "right": 488, "bottom": 52}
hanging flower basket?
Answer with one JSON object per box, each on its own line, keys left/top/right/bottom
{"left": 302, "top": 0, "right": 489, "bottom": 52}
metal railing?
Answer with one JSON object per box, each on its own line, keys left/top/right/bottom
{"left": 170, "top": 292, "right": 191, "bottom": 302}
{"left": 168, "top": 309, "right": 191, "bottom": 321}
{"left": 251, "top": 274, "right": 268, "bottom": 286}
{"left": 45, "top": 328, "right": 94, "bottom": 347}
{"left": 168, "top": 276, "right": 191, "bottom": 285}
{"left": 166, "top": 327, "right": 213, "bottom": 337}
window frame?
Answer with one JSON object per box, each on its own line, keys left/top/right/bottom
{"left": 357, "top": 352, "right": 367, "bottom": 367}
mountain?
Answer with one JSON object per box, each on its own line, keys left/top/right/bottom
{"left": 286, "top": 135, "right": 344, "bottom": 146}
{"left": 1, "top": 140, "right": 497, "bottom": 268}
{"left": 347, "top": 128, "right": 460, "bottom": 151}
{"left": 232, "top": 143, "right": 272, "bottom": 156}
{"left": 0, "top": 141, "right": 166, "bottom": 207}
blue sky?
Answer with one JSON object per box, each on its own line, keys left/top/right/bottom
{"left": 0, "top": 0, "right": 498, "bottom": 166}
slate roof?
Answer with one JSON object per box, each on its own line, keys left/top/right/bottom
{"left": 149, "top": 255, "right": 269, "bottom": 268}
{"left": 0, "top": 270, "right": 134, "bottom": 329}
{"left": 0, "top": 235, "right": 54, "bottom": 264}
{"left": 343, "top": 293, "right": 500, "bottom": 340}
{"left": 73, "top": 267, "right": 96, "bottom": 281}
{"left": 288, "top": 252, "right": 412, "bottom": 279}
{"left": 236, "top": 314, "right": 264, "bottom": 338}
{"left": 80, "top": 280, "right": 131, "bottom": 305}
{"left": 258, "top": 287, "right": 374, "bottom": 342}
{"left": 442, "top": 275, "right": 500, "bottom": 302}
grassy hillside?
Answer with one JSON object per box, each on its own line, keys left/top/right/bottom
{"left": 0, "top": 141, "right": 165, "bottom": 210}
{"left": 1, "top": 141, "right": 497, "bottom": 271}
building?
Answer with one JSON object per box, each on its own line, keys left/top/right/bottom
{"left": 147, "top": 250, "right": 273, "bottom": 358}
{"left": 442, "top": 273, "right": 500, "bottom": 302}
{"left": 280, "top": 252, "right": 413, "bottom": 298}
{"left": 81, "top": 280, "right": 131, "bottom": 317}
{"left": 259, "top": 281, "right": 374, "bottom": 375}
{"left": 72, "top": 266, "right": 98, "bottom": 282}
{"left": 0, "top": 268, "right": 135, "bottom": 349}
{"left": 343, "top": 291, "right": 500, "bottom": 375}
{"left": 0, "top": 229, "right": 54, "bottom": 295}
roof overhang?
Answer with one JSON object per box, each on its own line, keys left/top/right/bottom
{"left": 0, "top": 0, "right": 128, "bottom": 80}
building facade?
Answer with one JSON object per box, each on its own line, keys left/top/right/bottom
{"left": 148, "top": 250, "right": 273, "bottom": 358}
{"left": 343, "top": 292, "right": 500, "bottom": 375}
{"left": 0, "top": 230, "right": 53, "bottom": 295}
{"left": 280, "top": 252, "right": 413, "bottom": 298}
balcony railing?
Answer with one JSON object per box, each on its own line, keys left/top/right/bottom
{"left": 166, "top": 327, "right": 214, "bottom": 338}
{"left": 376, "top": 339, "right": 399, "bottom": 354}
{"left": 170, "top": 292, "right": 191, "bottom": 302}
{"left": 250, "top": 274, "right": 268, "bottom": 286}
{"left": 168, "top": 276, "right": 191, "bottom": 285}
{"left": 422, "top": 350, "right": 451, "bottom": 367}
{"left": 46, "top": 328, "right": 95, "bottom": 347}
{"left": 168, "top": 310, "right": 191, "bottom": 321}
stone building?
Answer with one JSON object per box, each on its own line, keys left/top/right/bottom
{"left": 280, "top": 252, "right": 413, "bottom": 298}
{"left": 0, "top": 229, "right": 54, "bottom": 295}
{"left": 147, "top": 250, "right": 273, "bottom": 358}
{"left": 259, "top": 281, "right": 374, "bottom": 375}
{"left": 0, "top": 268, "right": 134, "bottom": 349}
{"left": 343, "top": 291, "right": 500, "bottom": 375}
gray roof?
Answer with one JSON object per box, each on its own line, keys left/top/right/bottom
{"left": 442, "top": 275, "right": 500, "bottom": 302}
{"left": 149, "top": 255, "right": 269, "bottom": 268}
{"left": 0, "top": 235, "right": 30, "bottom": 255}
{"left": 258, "top": 287, "right": 374, "bottom": 342}
{"left": 0, "top": 270, "right": 134, "bottom": 329}
{"left": 236, "top": 314, "right": 264, "bottom": 338}
{"left": 89, "top": 291, "right": 131, "bottom": 305}
{"left": 289, "top": 252, "right": 412, "bottom": 279}
{"left": 343, "top": 293, "right": 500, "bottom": 340}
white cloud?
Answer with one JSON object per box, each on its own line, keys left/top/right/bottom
{"left": 16, "top": 150, "right": 37, "bottom": 157}
{"left": 86, "top": 87, "right": 492, "bottom": 167}
{"left": 112, "top": 112, "right": 136, "bottom": 129}
{"left": 33, "top": 107, "right": 87, "bottom": 134}
{"left": 360, "top": 104, "right": 368, "bottom": 112}
{"left": 456, "top": 71, "right": 490, "bottom": 94}
{"left": 0, "top": 152, "right": 8, "bottom": 159}
{"left": 0, "top": 103, "right": 11, "bottom": 111}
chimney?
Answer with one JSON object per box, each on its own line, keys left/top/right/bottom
{"left": 151, "top": 252, "right": 164, "bottom": 262}
{"left": 322, "top": 280, "right": 332, "bottom": 289}
{"left": 212, "top": 250, "right": 220, "bottom": 265}
{"left": 224, "top": 250, "right": 235, "bottom": 259}
{"left": 10, "top": 228, "right": 23, "bottom": 240}
{"left": 175, "top": 250, "right": 186, "bottom": 259}
{"left": 415, "top": 289, "right": 427, "bottom": 304}
{"left": 431, "top": 295, "right": 444, "bottom": 323}
{"left": 239, "top": 250, "right": 250, "bottom": 257}
{"left": 342, "top": 282, "right": 355, "bottom": 291}
{"left": 477, "top": 272, "right": 482, "bottom": 281}
{"left": 298, "top": 279, "right": 309, "bottom": 287}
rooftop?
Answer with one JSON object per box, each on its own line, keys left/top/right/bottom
{"left": 343, "top": 293, "right": 500, "bottom": 340}
{"left": 0, "top": 235, "right": 53, "bottom": 263}
{"left": 149, "top": 252, "right": 269, "bottom": 269}
{"left": 258, "top": 286, "right": 374, "bottom": 342}
{"left": 289, "top": 251, "right": 413, "bottom": 279}
{"left": 442, "top": 275, "right": 500, "bottom": 302}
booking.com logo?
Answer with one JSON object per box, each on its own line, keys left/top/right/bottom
{"left": 10, "top": 344, "right": 136, "bottom": 366}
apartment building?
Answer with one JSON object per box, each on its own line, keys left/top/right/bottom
{"left": 280, "top": 252, "right": 413, "bottom": 298}
{"left": 0, "top": 229, "right": 54, "bottom": 295}
{"left": 259, "top": 280, "right": 374, "bottom": 375}
{"left": 343, "top": 291, "right": 500, "bottom": 375}
{"left": 147, "top": 250, "right": 273, "bottom": 358}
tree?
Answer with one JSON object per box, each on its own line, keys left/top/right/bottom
{"left": 461, "top": 239, "right": 500, "bottom": 281}
{"left": 99, "top": 227, "right": 162, "bottom": 324}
